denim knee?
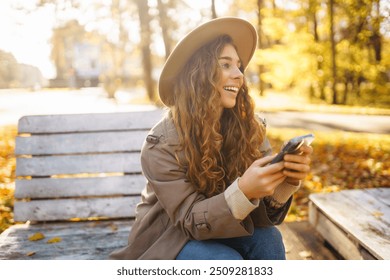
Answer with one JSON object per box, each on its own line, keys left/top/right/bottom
{"left": 217, "top": 226, "right": 286, "bottom": 260}
{"left": 248, "top": 226, "right": 286, "bottom": 260}
{"left": 176, "top": 240, "right": 243, "bottom": 260}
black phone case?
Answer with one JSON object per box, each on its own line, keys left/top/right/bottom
{"left": 270, "top": 134, "right": 314, "bottom": 164}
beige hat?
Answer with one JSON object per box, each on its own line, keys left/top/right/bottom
{"left": 158, "top": 17, "right": 258, "bottom": 106}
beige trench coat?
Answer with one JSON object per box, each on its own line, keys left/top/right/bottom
{"left": 109, "top": 115, "right": 291, "bottom": 260}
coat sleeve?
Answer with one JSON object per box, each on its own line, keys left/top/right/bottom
{"left": 141, "top": 134, "right": 256, "bottom": 241}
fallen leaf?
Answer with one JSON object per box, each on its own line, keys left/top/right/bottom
{"left": 110, "top": 224, "right": 118, "bottom": 231}
{"left": 26, "top": 251, "right": 36, "bottom": 256}
{"left": 372, "top": 211, "right": 384, "bottom": 218}
{"left": 28, "top": 232, "right": 45, "bottom": 241}
{"left": 47, "top": 237, "right": 62, "bottom": 244}
{"left": 298, "top": 250, "right": 312, "bottom": 258}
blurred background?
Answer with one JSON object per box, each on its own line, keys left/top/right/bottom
{"left": 0, "top": 0, "right": 389, "bottom": 232}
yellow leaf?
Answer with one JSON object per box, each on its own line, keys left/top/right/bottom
{"left": 26, "top": 251, "right": 36, "bottom": 256}
{"left": 372, "top": 211, "right": 384, "bottom": 218}
{"left": 110, "top": 224, "right": 118, "bottom": 231}
{"left": 47, "top": 237, "right": 62, "bottom": 244}
{"left": 28, "top": 232, "right": 45, "bottom": 241}
{"left": 299, "top": 250, "right": 312, "bottom": 258}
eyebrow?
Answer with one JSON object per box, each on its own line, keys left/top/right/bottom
{"left": 218, "top": 56, "right": 242, "bottom": 66}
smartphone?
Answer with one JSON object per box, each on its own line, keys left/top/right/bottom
{"left": 270, "top": 133, "right": 315, "bottom": 164}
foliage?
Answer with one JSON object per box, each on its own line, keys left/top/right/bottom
{"left": 0, "top": 51, "right": 19, "bottom": 88}
{"left": 236, "top": 0, "right": 390, "bottom": 107}
{"left": 0, "top": 125, "right": 16, "bottom": 233}
{"left": 255, "top": 31, "right": 317, "bottom": 90}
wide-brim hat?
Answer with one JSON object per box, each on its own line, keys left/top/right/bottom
{"left": 158, "top": 17, "right": 258, "bottom": 106}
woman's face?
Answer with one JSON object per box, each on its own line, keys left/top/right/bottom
{"left": 216, "top": 44, "right": 244, "bottom": 109}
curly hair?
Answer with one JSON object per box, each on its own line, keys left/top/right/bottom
{"left": 170, "top": 35, "right": 265, "bottom": 197}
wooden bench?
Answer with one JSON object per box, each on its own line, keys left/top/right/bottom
{"left": 2, "top": 108, "right": 386, "bottom": 260}
{"left": 0, "top": 109, "right": 164, "bottom": 259}
{"left": 309, "top": 188, "right": 390, "bottom": 260}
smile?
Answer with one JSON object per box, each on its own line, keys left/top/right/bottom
{"left": 223, "top": 86, "right": 239, "bottom": 93}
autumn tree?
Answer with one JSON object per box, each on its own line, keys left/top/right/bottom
{"left": 0, "top": 51, "right": 19, "bottom": 88}
{"left": 136, "top": 0, "right": 156, "bottom": 102}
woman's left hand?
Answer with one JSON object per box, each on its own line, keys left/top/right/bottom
{"left": 283, "top": 144, "right": 313, "bottom": 184}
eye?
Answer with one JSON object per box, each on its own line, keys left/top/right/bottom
{"left": 220, "top": 63, "right": 231, "bottom": 69}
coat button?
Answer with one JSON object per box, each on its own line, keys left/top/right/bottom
{"left": 146, "top": 135, "right": 160, "bottom": 144}
{"left": 196, "top": 223, "right": 211, "bottom": 232}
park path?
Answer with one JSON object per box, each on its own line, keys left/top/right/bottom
{"left": 262, "top": 111, "right": 390, "bottom": 134}
{"left": 1, "top": 87, "right": 389, "bottom": 134}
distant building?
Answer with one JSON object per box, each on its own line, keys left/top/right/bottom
{"left": 49, "top": 19, "right": 143, "bottom": 89}
{"left": 50, "top": 20, "right": 103, "bottom": 88}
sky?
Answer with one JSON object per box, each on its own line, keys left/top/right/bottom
{"left": 0, "top": 0, "right": 56, "bottom": 78}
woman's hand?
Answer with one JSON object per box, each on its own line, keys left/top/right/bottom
{"left": 238, "top": 155, "right": 286, "bottom": 200}
{"left": 283, "top": 144, "right": 313, "bottom": 185}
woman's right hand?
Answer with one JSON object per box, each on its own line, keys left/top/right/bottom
{"left": 238, "top": 155, "right": 286, "bottom": 200}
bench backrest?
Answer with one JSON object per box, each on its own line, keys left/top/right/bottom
{"left": 14, "top": 109, "right": 163, "bottom": 222}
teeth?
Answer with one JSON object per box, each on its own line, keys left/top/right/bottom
{"left": 223, "top": 86, "right": 239, "bottom": 92}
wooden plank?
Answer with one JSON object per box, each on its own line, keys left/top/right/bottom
{"left": 309, "top": 202, "right": 368, "bottom": 259}
{"left": 344, "top": 189, "right": 390, "bottom": 224}
{"left": 309, "top": 189, "right": 390, "bottom": 260}
{"left": 14, "top": 175, "right": 146, "bottom": 199}
{"left": 14, "top": 196, "right": 140, "bottom": 222}
{"left": 0, "top": 220, "right": 133, "bottom": 260}
{"left": 18, "top": 109, "right": 164, "bottom": 134}
{"left": 16, "top": 153, "right": 142, "bottom": 177}
{"left": 279, "top": 221, "right": 340, "bottom": 260}
{"left": 15, "top": 130, "right": 148, "bottom": 155}
{"left": 364, "top": 188, "right": 390, "bottom": 207}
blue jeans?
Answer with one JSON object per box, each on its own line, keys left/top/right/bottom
{"left": 176, "top": 226, "right": 285, "bottom": 260}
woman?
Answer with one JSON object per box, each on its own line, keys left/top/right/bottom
{"left": 110, "top": 17, "right": 312, "bottom": 260}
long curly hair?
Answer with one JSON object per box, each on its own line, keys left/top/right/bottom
{"left": 170, "top": 35, "right": 265, "bottom": 197}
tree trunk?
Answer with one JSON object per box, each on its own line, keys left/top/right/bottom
{"left": 309, "top": 0, "right": 319, "bottom": 42}
{"left": 257, "top": 0, "right": 265, "bottom": 96}
{"left": 211, "top": 0, "right": 217, "bottom": 19}
{"left": 157, "top": 0, "right": 173, "bottom": 60}
{"left": 136, "top": 0, "right": 156, "bottom": 102}
{"left": 307, "top": 0, "right": 322, "bottom": 100}
{"left": 371, "top": 0, "right": 382, "bottom": 62}
{"left": 329, "top": 0, "right": 338, "bottom": 104}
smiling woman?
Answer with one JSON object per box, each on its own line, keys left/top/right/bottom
{"left": 110, "top": 17, "right": 313, "bottom": 260}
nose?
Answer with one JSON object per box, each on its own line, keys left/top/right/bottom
{"left": 231, "top": 65, "right": 244, "bottom": 80}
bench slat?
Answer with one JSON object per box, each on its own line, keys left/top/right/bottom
{"left": 0, "top": 220, "right": 132, "bottom": 260}
{"left": 309, "top": 188, "right": 390, "bottom": 260}
{"left": 16, "top": 153, "right": 142, "bottom": 176}
{"left": 18, "top": 110, "right": 163, "bottom": 134}
{"left": 15, "top": 131, "right": 148, "bottom": 155}
{"left": 345, "top": 188, "right": 390, "bottom": 224}
{"left": 14, "top": 196, "right": 140, "bottom": 222}
{"left": 364, "top": 188, "right": 390, "bottom": 207}
{"left": 15, "top": 175, "right": 146, "bottom": 199}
